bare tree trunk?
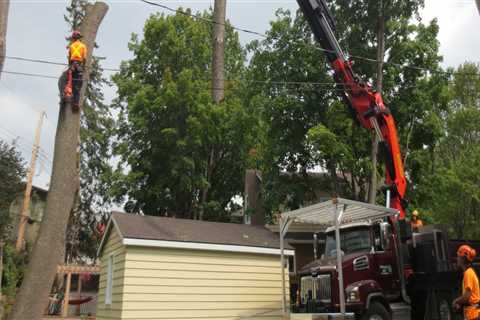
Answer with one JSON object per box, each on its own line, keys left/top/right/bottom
{"left": 0, "top": 2, "right": 10, "bottom": 317}
{"left": 212, "top": 0, "right": 226, "bottom": 103}
{"left": 198, "top": 0, "right": 226, "bottom": 220}
{"left": 7, "top": 3, "right": 108, "bottom": 319}
{"left": 0, "top": 0, "right": 10, "bottom": 78}
{"left": 368, "top": 1, "right": 385, "bottom": 204}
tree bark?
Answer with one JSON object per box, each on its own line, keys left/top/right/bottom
{"left": 198, "top": 0, "right": 226, "bottom": 220}
{"left": 0, "top": 0, "right": 10, "bottom": 78}
{"left": 7, "top": 3, "right": 108, "bottom": 319}
{"left": 212, "top": 0, "right": 226, "bottom": 103}
{"left": 0, "top": 0, "right": 9, "bottom": 78}
{"left": 0, "top": 3, "right": 7, "bottom": 314}
{"left": 368, "top": 1, "right": 385, "bottom": 204}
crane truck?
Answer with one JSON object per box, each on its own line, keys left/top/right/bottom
{"left": 291, "top": 0, "right": 480, "bottom": 319}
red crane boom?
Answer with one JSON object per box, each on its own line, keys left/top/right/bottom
{"left": 297, "top": 0, "right": 407, "bottom": 218}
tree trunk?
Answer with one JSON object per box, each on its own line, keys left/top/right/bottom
{"left": 0, "top": 1, "right": 7, "bottom": 307}
{"left": 0, "top": 0, "right": 9, "bottom": 77}
{"left": 7, "top": 3, "right": 108, "bottom": 319}
{"left": 368, "top": 1, "right": 385, "bottom": 204}
{"left": 212, "top": 0, "right": 226, "bottom": 104}
{"left": 198, "top": 0, "right": 226, "bottom": 220}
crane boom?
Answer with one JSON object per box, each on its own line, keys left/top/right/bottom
{"left": 297, "top": 0, "right": 407, "bottom": 218}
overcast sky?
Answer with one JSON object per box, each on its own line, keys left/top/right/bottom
{"left": 0, "top": 0, "right": 478, "bottom": 190}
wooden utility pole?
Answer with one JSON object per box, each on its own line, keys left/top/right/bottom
{"left": 15, "top": 111, "right": 46, "bottom": 252}
{"left": 368, "top": 0, "right": 385, "bottom": 204}
{"left": 0, "top": 0, "right": 9, "bottom": 77}
{"left": 7, "top": 3, "right": 108, "bottom": 319}
{"left": 212, "top": 0, "right": 226, "bottom": 103}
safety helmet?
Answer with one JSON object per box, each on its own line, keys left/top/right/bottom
{"left": 71, "top": 30, "right": 82, "bottom": 40}
{"left": 412, "top": 210, "right": 419, "bottom": 217}
{"left": 457, "top": 244, "right": 476, "bottom": 262}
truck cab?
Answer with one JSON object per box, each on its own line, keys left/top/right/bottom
{"left": 296, "top": 220, "right": 403, "bottom": 318}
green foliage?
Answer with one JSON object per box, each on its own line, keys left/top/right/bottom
{"left": 64, "top": 0, "right": 114, "bottom": 262}
{"left": 245, "top": 2, "right": 442, "bottom": 218}
{"left": 0, "top": 140, "right": 25, "bottom": 240}
{"left": 112, "top": 10, "right": 257, "bottom": 220}
{"left": 412, "top": 63, "right": 480, "bottom": 238}
{"left": 1, "top": 243, "right": 28, "bottom": 299}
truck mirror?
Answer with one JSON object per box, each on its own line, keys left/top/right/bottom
{"left": 380, "top": 222, "right": 391, "bottom": 250}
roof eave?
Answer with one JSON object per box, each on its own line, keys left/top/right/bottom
{"left": 122, "top": 238, "right": 295, "bottom": 256}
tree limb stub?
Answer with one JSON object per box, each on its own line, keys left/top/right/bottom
{"left": 7, "top": 3, "right": 108, "bottom": 319}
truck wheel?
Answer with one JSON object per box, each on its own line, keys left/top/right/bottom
{"left": 361, "top": 302, "right": 391, "bottom": 320}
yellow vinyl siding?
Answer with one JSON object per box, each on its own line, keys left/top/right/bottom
{"left": 120, "top": 246, "right": 289, "bottom": 320}
{"left": 96, "top": 228, "right": 126, "bottom": 320}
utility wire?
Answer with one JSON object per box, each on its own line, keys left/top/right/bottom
{"left": 0, "top": 66, "right": 457, "bottom": 93}
{"left": 140, "top": 0, "right": 480, "bottom": 79}
{"left": 140, "top": 0, "right": 268, "bottom": 39}
{"left": 0, "top": 3, "right": 477, "bottom": 79}
{"left": 2, "top": 55, "right": 120, "bottom": 72}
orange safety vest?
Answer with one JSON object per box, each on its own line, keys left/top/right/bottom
{"left": 463, "top": 267, "right": 480, "bottom": 320}
{"left": 69, "top": 40, "right": 87, "bottom": 63}
{"left": 411, "top": 219, "right": 423, "bottom": 230}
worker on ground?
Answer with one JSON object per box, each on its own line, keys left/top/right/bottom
{"left": 410, "top": 210, "right": 423, "bottom": 232}
{"left": 453, "top": 245, "right": 480, "bottom": 320}
{"left": 64, "top": 30, "right": 87, "bottom": 111}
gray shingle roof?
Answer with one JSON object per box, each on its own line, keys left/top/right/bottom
{"left": 111, "top": 211, "right": 292, "bottom": 250}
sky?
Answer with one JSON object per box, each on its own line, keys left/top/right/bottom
{"left": 0, "top": 0, "right": 479, "bottom": 190}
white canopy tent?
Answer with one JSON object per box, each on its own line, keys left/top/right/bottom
{"left": 279, "top": 197, "right": 399, "bottom": 316}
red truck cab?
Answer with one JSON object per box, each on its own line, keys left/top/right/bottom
{"left": 296, "top": 220, "right": 406, "bottom": 318}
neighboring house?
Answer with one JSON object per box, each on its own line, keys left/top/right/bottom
{"left": 96, "top": 212, "right": 294, "bottom": 320}
{"left": 8, "top": 185, "right": 48, "bottom": 244}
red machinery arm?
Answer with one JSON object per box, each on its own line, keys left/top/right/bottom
{"left": 297, "top": 0, "right": 407, "bottom": 218}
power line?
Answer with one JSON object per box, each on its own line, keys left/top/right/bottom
{"left": 140, "top": 0, "right": 480, "bottom": 79}
{"left": 1, "top": 70, "right": 58, "bottom": 79}
{"left": 141, "top": 0, "right": 268, "bottom": 39}
{"left": 3, "top": 55, "right": 120, "bottom": 72}
{"left": 0, "top": 127, "right": 53, "bottom": 164}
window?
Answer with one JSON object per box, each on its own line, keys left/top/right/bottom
{"left": 105, "top": 254, "right": 114, "bottom": 305}
{"left": 325, "top": 228, "right": 371, "bottom": 257}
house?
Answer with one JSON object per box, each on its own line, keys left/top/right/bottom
{"left": 96, "top": 212, "right": 294, "bottom": 320}
{"left": 8, "top": 185, "right": 48, "bottom": 244}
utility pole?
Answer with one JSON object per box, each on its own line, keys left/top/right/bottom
{"left": 212, "top": 0, "right": 226, "bottom": 103}
{"left": 15, "top": 111, "right": 46, "bottom": 252}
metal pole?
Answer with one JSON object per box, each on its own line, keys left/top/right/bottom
{"left": 334, "top": 203, "right": 346, "bottom": 314}
{"left": 386, "top": 189, "right": 391, "bottom": 208}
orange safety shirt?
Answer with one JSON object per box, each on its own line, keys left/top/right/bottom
{"left": 411, "top": 219, "right": 423, "bottom": 230}
{"left": 463, "top": 267, "right": 480, "bottom": 320}
{"left": 69, "top": 40, "right": 87, "bottom": 63}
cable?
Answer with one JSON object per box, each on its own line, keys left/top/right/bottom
{"left": 1, "top": 70, "right": 58, "bottom": 79}
{"left": 0, "top": 66, "right": 448, "bottom": 91}
{"left": 140, "top": 0, "right": 268, "bottom": 39}
{"left": 140, "top": 0, "right": 480, "bottom": 79}
{"left": 3, "top": 55, "right": 120, "bottom": 72}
